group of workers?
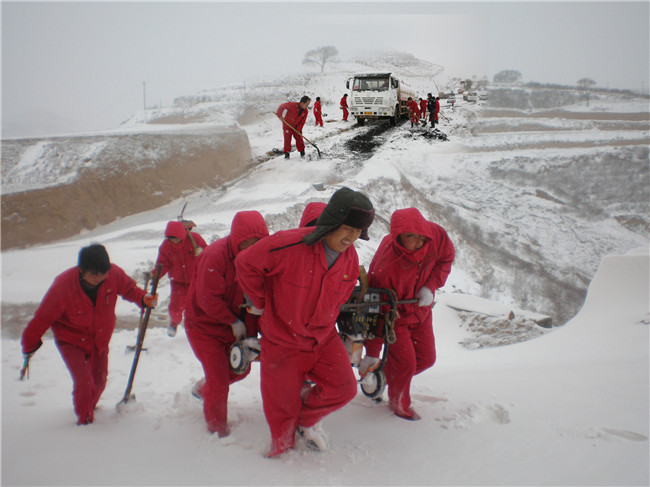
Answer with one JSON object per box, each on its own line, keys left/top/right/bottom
{"left": 20, "top": 186, "right": 455, "bottom": 458}
{"left": 278, "top": 91, "right": 442, "bottom": 158}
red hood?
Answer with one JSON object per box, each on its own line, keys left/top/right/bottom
{"left": 390, "top": 208, "right": 435, "bottom": 239}
{"left": 229, "top": 211, "right": 269, "bottom": 256}
{"left": 299, "top": 202, "right": 327, "bottom": 228}
{"left": 165, "top": 221, "right": 186, "bottom": 240}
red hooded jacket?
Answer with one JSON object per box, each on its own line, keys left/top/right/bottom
{"left": 276, "top": 102, "right": 309, "bottom": 132}
{"left": 156, "top": 221, "right": 207, "bottom": 284}
{"left": 185, "top": 211, "right": 269, "bottom": 337}
{"left": 368, "top": 208, "right": 455, "bottom": 326}
{"left": 235, "top": 227, "right": 359, "bottom": 351}
{"left": 22, "top": 265, "right": 147, "bottom": 355}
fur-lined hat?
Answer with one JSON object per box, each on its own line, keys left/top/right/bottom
{"left": 302, "top": 187, "right": 374, "bottom": 245}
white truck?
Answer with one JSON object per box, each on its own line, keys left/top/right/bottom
{"left": 345, "top": 72, "right": 415, "bottom": 126}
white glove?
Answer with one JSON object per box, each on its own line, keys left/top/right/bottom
{"left": 243, "top": 294, "right": 264, "bottom": 315}
{"left": 358, "top": 356, "right": 381, "bottom": 379}
{"left": 416, "top": 286, "right": 434, "bottom": 307}
{"left": 194, "top": 247, "right": 203, "bottom": 257}
{"left": 230, "top": 319, "right": 247, "bottom": 341}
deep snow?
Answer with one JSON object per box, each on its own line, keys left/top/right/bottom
{"left": 2, "top": 60, "right": 649, "bottom": 485}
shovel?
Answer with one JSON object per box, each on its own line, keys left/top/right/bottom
{"left": 276, "top": 114, "right": 322, "bottom": 159}
{"left": 116, "top": 264, "right": 162, "bottom": 411}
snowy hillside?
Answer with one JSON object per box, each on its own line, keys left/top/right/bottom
{"left": 1, "top": 51, "right": 648, "bottom": 485}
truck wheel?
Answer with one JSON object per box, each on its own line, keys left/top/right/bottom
{"left": 357, "top": 117, "right": 365, "bottom": 126}
{"left": 390, "top": 105, "right": 399, "bottom": 126}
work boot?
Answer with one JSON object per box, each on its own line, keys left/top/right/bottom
{"left": 389, "top": 401, "right": 421, "bottom": 421}
{"left": 300, "top": 150, "right": 305, "bottom": 158}
{"left": 284, "top": 152, "right": 290, "bottom": 159}
{"left": 297, "top": 423, "right": 328, "bottom": 452}
{"left": 167, "top": 325, "right": 177, "bottom": 337}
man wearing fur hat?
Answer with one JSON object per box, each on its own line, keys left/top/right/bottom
{"left": 153, "top": 220, "right": 207, "bottom": 337}
{"left": 235, "top": 187, "right": 374, "bottom": 457}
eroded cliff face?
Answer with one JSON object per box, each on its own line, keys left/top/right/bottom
{"left": 1, "top": 127, "right": 253, "bottom": 250}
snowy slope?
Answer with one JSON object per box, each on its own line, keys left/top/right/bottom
{"left": 2, "top": 53, "right": 648, "bottom": 485}
{"left": 2, "top": 249, "right": 647, "bottom": 486}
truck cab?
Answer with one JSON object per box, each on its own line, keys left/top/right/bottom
{"left": 346, "top": 72, "right": 414, "bottom": 126}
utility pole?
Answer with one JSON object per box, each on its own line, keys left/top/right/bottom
{"left": 142, "top": 81, "right": 147, "bottom": 110}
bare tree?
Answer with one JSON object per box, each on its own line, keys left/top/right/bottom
{"left": 577, "top": 78, "right": 596, "bottom": 90}
{"left": 303, "top": 46, "right": 338, "bottom": 73}
{"left": 493, "top": 70, "right": 523, "bottom": 84}
{"left": 577, "top": 78, "right": 596, "bottom": 106}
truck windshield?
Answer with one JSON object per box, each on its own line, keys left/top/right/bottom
{"left": 352, "top": 77, "right": 390, "bottom": 92}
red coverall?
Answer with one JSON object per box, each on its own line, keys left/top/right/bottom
{"left": 276, "top": 101, "right": 309, "bottom": 154}
{"left": 155, "top": 221, "right": 207, "bottom": 329}
{"left": 235, "top": 227, "right": 359, "bottom": 456}
{"left": 365, "top": 208, "right": 455, "bottom": 418}
{"left": 419, "top": 99, "right": 428, "bottom": 121}
{"left": 21, "top": 265, "right": 147, "bottom": 424}
{"left": 313, "top": 99, "right": 324, "bottom": 127}
{"left": 408, "top": 99, "right": 420, "bottom": 124}
{"left": 184, "top": 211, "right": 269, "bottom": 436}
{"left": 340, "top": 95, "right": 349, "bottom": 121}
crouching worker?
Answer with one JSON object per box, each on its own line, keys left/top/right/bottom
{"left": 364, "top": 208, "right": 454, "bottom": 420}
{"left": 20, "top": 244, "right": 156, "bottom": 425}
{"left": 153, "top": 220, "right": 207, "bottom": 337}
{"left": 236, "top": 187, "right": 374, "bottom": 457}
{"left": 184, "top": 211, "right": 269, "bottom": 438}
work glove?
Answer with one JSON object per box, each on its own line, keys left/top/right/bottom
{"left": 230, "top": 319, "right": 247, "bottom": 341}
{"left": 243, "top": 294, "right": 263, "bottom": 316}
{"left": 142, "top": 293, "right": 158, "bottom": 308}
{"left": 194, "top": 247, "right": 203, "bottom": 257}
{"left": 416, "top": 286, "right": 434, "bottom": 307}
{"left": 358, "top": 356, "right": 381, "bottom": 379}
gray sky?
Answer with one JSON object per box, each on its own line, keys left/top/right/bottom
{"left": 2, "top": 1, "right": 648, "bottom": 138}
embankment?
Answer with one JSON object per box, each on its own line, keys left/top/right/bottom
{"left": 1, "top": 127, "right": 252, "bottom": 250}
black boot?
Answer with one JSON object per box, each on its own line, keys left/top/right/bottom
{"left": 284, "top": 152, "right": 290, "bottom": 159}
{"left": 300, "top": 150, "right": 305, "bottom": 158}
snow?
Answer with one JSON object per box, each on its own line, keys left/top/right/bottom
{"left": 2, "top": 60, "right": 648, "bottom": 485}
{"left": 2, "top": 249, "right": 648, "bottom": 485}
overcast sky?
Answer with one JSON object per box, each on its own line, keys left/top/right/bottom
{"left": 2, "top": 1, "right": 649, "bottom": 138}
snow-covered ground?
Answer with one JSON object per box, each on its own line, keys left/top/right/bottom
{"left": 2, "top": 56, "right": 648, "bottom": 485}
{"left": 2, "top": 248, "right": 648, "bottom": 486}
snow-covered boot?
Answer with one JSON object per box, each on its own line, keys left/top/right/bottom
{"left": 297, "top": 423, "right": 328, "bottom": 452}
{"left": 167, "top": 325, "right": 177, "bottom": 337}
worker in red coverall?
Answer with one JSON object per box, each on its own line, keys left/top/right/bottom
{"left": 276, "top": 95, "right": 311, "bottom": 159}
{"left": 184, "top": 211, "right": 269, "bottom": 437}
{"left": 340, "top": 94, "right": 349, "bottom": 121}
{"left": 364, "top": 208, "right": 455, "bottom": 420}
{"left": 236, "top": 187, "right": 375, "bottom": 457}
{"left": 21, "top": 244, "right": 156, "bottom": 425}
{"left": 298, "top": 201, "right": 326, "bottom": 228}
{"left": 313, "top": 97, "right": 324, "bottom": 127}
{"left": 419, "top": 97, "right": 428, "bottom": 123}
{"left": 154, "top": 220, "right": 207, "bottom": 337}
{"left": 407, "top": 97, "right": 420, "bottom": 127}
